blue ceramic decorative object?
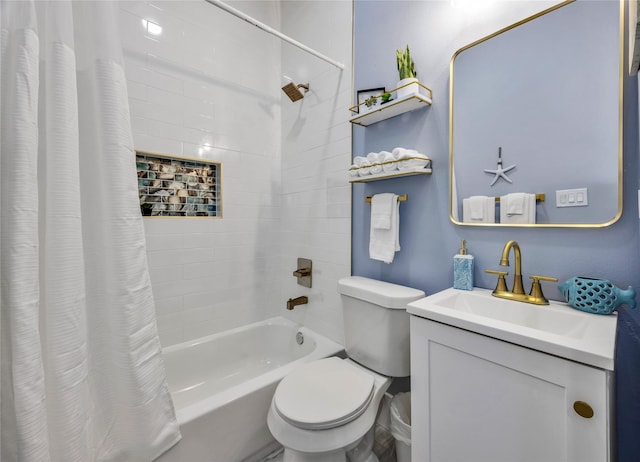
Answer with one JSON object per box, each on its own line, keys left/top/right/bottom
{"left": 558, "top": 277, "right": 636, "bottom": 314}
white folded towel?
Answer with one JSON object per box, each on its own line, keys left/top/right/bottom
{"left": 369, "top": 193, "right": 400, "bottom": 263}
{"left": 500, "top": 193, "right": 536, "bottom": 224}
{"left": 505, "top": 193, "right": 524, "bottom": 215}
{"left": 381, "top": 151, "right": 397, "bottom": 172}
{"left": 371, "top": 193, "right": 395, "bottom": 229}
{"left": 462, "top": 196, "right": 495, "bottom": 223}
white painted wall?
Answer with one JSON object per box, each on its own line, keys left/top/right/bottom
{"left": 119, "top": 0, "right": 352, "bottom": 346}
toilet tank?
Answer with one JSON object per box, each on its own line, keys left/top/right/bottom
{"left": 338, "top": 276, "right": 425, "bottom": 377}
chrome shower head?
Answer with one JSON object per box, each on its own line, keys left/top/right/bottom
{"left": 282, "top": 82, "right": 309, "bottom": 102}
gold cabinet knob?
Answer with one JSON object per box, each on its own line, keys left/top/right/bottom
{"left": 573, "top": 401, "right": 594, "bottom": 419}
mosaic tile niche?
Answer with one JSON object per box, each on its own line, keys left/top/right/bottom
{"left": 136, "top": 151, "right": 221, "bottom": 217}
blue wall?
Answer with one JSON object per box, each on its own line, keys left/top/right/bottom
{"left": 352, "top": 0, "right": 640, "bottom": 303}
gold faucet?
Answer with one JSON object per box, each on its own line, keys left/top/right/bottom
{"left": 485, "top": 240, "right": 558, "bottom": 305}
{"left": 286, "top": 296, "right": 308, "bottom": 310}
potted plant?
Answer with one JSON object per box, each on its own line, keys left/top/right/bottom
{"left": 364, "top": 95, "right": 379, "bottom": 112}
{"left": 396, "top": 45, "right": 419, "bottom": 99}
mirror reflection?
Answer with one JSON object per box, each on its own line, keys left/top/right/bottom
{"left": 450, "top": 0, "right": 622, "bottom": 227}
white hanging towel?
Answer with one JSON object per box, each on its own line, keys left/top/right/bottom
{"left": 500, "top": 193, "right": 536, "bottom": 224}
{"left": 369, "top": 193, "right": 400, "bottom": 263}
{"left": 371, "top": 193, "right": 395, "bottom": 229}
{"left": 462, "top": 196, "right": 495, "bottom": 223}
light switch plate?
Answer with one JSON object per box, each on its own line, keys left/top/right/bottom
{"left": 556, "top": 188, "right": 588, "bottom": 207}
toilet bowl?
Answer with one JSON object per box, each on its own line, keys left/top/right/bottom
{"left": 267, "top": 357, "right": 389, "bottom": 461}
{"left": 267, "top": 276, "right": 425, "bottom": 462}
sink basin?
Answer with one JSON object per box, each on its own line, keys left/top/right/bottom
{"left": 407, "top": 287, "right": 617, "bottom": 370}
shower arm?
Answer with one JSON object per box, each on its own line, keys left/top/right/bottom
{"left": 203, "top": 0, "right": 345, "bottom": 70}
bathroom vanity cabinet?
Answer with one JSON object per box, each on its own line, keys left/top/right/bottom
{"left": 410, "top": 316, "right": 613, "bottom": 462}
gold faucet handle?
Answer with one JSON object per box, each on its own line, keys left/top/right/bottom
{"left": 485, "top": 269, "right": 508, "bottom": 276}
{"left": 528, "top": 275, "right": 559, "bottom": 304}
{"left": 485, "top": 269, "right": 509, "bottom": 293}
{"left": 530, "top": 275, "right": 559, "bottom": 283}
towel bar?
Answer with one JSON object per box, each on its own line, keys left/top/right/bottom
{"left": 365, "top": 194, "right": 408, "bottom": 204}
{"left": 494, "top": 193, "right": 545, "bottom": 203}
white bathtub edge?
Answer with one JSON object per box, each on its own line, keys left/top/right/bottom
{"left": 170, "top": 317, "right": 344, "bottom": 424}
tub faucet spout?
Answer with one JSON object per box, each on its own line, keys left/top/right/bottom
{"left": 287, "top": 296, "right": 308, "bottom": 310}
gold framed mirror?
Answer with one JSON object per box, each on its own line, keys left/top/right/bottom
{"left": 449, "top": 0, "right": 623, "bottom": 227}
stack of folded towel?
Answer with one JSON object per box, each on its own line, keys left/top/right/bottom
{"left": 462, "top": 196, "right": 495, "bottom": 223}
{"left": 369, "top": 193, "right": 400, "bottom": 264}
{"left": 462, "top": 193, "right": 537, "bottom": 224}
{"left": 500, "top": 193, "right": 536, "bottom": 224}
{"left": 349, "top": 147, "right": 431, "bottom": 178}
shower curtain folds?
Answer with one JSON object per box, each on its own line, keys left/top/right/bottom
{"left": 0, "top": 1, "right": 180, "bottom": 461}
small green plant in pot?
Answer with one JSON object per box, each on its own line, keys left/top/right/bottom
{"left": 396, "top": 45, "right": 419, "bottom": 98}
{"left": 364, "top": 95, "right": 379, "bottom": 110}
{"left": 396, "top": 45, "right": 417, "bottom": 80}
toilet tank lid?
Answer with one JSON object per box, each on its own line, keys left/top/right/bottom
{"left": 338, "top": 276, "right": 425, "bottom": 309}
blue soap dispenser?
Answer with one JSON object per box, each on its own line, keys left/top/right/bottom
{"left": 453, "top": 239, "right": 474, "bottom": 290}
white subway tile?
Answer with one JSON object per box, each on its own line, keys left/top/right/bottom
{"left": 145, "top": 233, "right": 184, "bottom": 251}
{"left": 143, "top": 217, "right": 186, "bottom": 235}
{"left": 152, "top": 277, "right": 187, "bottom": 300}
{"left": 182, "top": 261, "right": 218, "bottom": 280}
{"left": 126, "top": 80, "right": 148, "bottom": 101}
{"left": 146, "top": 249, "right": 184, "bottom": 268}
{"left": 154, "top": 295, "right": 183, "bottom": 316}
{"left": 123, "top": 0, "right": 351, "bottom": 345}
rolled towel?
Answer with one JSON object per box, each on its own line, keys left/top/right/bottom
{"left": 392, "top": 147, "right": 419, "bottom": 160}
{"left": 400, "top": 153, "right": 430, "bottom": 170}
{"left": 381, "top": 151, "right": 398, "bottom": 172}
{"left": 353, "top": 156, "right": 367, "bottom": 167}
{"left": 366, "top": 152, "right": 380, "bottom": 163}
{"left": 370, "top": 162, "right": 383, "bottom": 175}
{"left": 357, "top": 158, "right": 371, "bottom": 176}
{"left": 348, "top": 165, "right": 359, "bottom": 178}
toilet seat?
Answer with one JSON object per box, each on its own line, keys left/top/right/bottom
{"left": 273, "top": 357, "right": 374, "bottom": 430}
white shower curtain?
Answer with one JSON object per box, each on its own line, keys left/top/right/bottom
{"left": 1, "top": 2, "right": 181, "bottom": 461}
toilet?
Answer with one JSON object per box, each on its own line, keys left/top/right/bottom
{"left": 267, "top": 276, "right": 425, "bottom": 462}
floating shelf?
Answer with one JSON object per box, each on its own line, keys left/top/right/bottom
{"left": 349, "top": 82, "right": 433, "bottom": 127}
{"left": 349, "top": 166, "right": 432, "bottom": 183}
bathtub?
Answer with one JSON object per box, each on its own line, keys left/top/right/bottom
{"left": 155, "top": 317, "right": 344, "bottom": 462}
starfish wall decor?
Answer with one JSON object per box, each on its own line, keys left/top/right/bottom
{"left": 484, "top": 147, "right": 516, "bottom": 186}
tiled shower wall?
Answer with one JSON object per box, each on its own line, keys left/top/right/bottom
{"left": 120, "top": 0, "right": 352, "bottom": 346}
{"left": 120, "top": 1, "right": 283, "bottom": 345}
{"left": 278, "top": 1, "right": 352, "bottom": 344}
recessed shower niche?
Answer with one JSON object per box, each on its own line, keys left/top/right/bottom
{"left": 136, "top": 150, "right": 222, "bottom": 217}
